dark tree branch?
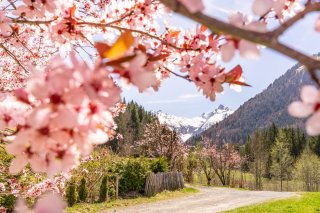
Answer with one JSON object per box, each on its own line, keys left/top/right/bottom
{"left": 160, "top": 0, "right": 320, "bottom": 85}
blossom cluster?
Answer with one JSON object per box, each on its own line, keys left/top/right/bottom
{"left": 6, "top": 53, "right": 121, "bottom": 176}
{"left": 26, "top": 175, "right": 67, "bottom": 198}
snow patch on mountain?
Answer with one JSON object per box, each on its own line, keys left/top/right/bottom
{"left": 157, "top": 105, "right": 234, "bottom": 141}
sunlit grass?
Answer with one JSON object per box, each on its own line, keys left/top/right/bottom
{"left": 67, "top": 187, "right": 199, "bottom": 213}
{"left": 225, "top": 192, "right": 320, "bottom": 213}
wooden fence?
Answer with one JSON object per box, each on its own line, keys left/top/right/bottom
{"left": 144, "top": 172, "right": 184, "bottom": 196}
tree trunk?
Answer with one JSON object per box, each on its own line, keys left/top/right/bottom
{"left": 207, "top": 177, "right": 212, "bottom": 186}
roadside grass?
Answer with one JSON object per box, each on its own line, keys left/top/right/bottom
{"left": 67, "top": 187, "right": 199, "bottom": 213}
{"left": 225, "top": 192, "right": 320, "bottom": 213}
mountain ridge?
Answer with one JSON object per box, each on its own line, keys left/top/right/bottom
{"left": 189, "top": 63, "right": 314, "bottom": 144}
{"left": 157, "top": 104, "right": 234, "bottom": 141}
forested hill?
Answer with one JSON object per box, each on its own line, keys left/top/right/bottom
{"left": 190, "top": 63, "right": 314, "bottom": 145}
{"left": 108, "top": 100, "right": 157, "bottom": 154}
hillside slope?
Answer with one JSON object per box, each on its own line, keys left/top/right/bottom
{"left": 194, "top": 63, "right": 313, "bottom": 144}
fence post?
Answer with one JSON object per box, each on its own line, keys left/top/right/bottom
{"left": 106, "top": 176, "right": 109, "bottom": 201}
{"left": 115, "top": 175, "right": 119, "bottom": 199}
{"left": 144, "top": 172, "right": 185, "bottom": 196}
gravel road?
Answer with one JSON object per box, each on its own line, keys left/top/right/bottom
{"left": 103, "top": 187, "right": 296, "bottom": 213}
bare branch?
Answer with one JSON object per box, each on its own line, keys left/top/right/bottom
{"left": 159, "top": 0, "right": 320, "bottom": 80}
{"left": 0, "top": 43, "right": 29, "bottom": 73}
{"left": 163, "top": 66, "right": 191, "bottom": 82}
{"left": 271, "top": 3, "right": 320, "bottom": 38}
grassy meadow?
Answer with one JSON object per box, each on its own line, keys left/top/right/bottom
{"left": 225, "top": 192, "right": 320, "bottom": 213}
{"left": 67, "top": 187, "right": 199, "bottom": 213}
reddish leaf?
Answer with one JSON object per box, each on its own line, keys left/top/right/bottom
{"left": 104, "top": 54, "right": 136, "bottom": 67}
{"left": 104, "top": 31, "right": 135, "bottom": 60}
{"left": 200, "top": 25, "right": 207, "bottom": 33}
{"left": 168, "top": 30, "right": 181, "bottom": 38}
{"left": 138, "top": 44, "right": 147, "bottom": 53}
{"left": 69, "top": 5, "right": 77, "bottom": 17}
{"left": 224, "top": 65, "right": 243, "bottom": 83}
{"left": 148, "top": 53, "right": 170, "bottom": 62}
{"left": 225, "top": 65, "right": 251, "bottom": 87}
{"left": 229, "top": 81, "right": 251, "bottom": 87}
{"left": 95, "top": 42, "right": 111, "bottom": 58}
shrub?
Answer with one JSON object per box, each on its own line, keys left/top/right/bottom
{"left": 0, "top": 194, "right": 16, "bottom": 213}
{"left": 78, "top": 178, "right": 88, "bottom": 202}
{"left": 150, "top": 157, "right": 169, "bottom": 173}
{"left": 118, "top": 158, "right": 150, "bottom": 193}
{"left": 99, "top": 176, "right": 108, "bottom": 202}
{"left": 65, "top": 179, "right": 77, "bottom": 206}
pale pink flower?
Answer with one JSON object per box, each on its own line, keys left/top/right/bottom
{"left": 252, "top": 0, "right": 273, "bottom": 16}
{"left": 220, "top": 40, "right": 260, "bottom": 62}
{"left": 273, "top": 0, "right": 287, "bottom": 20}
{"left": 0, "top": 96, "right": 27, "bottom": 130}
{"left": 7, "top": 52, "right": 120, "bottom": 175}
{"left": 121, "top": 54, "right": 158, "bottom": 92}
{"left": 178, "top": 0, "right": 204, "bottom": 13}
{"left": 0, "top": 207, "right": 7, "bottom": 213}
{"left": 0, "top": 183, "right": 5, "bottom": 192}
{"left": 13, "top": 0, "right": 44, "bottom": 19}
{"left": 34, "top": 193, "right": 66, "bottom": 213}
{"left": 0, "top": 11, "right": 12, "bottom": 37}
{"left": 221, "top": 12, "right": 262, "bottom": 62}
{"left": 288, "top": 85, "right": 320, "bottom": 136}
{"left": 14, "top": 193, "right": 66, "bottom": 213}
{"left": 316, "top": 16, "right": 320, "bottom": 32}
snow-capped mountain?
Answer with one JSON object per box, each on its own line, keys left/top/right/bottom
{"left": 157, "top": 105, "right": 234, "bottom": 141}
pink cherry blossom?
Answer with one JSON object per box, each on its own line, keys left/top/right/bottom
{"left": 316, "top": 16, "right": 320, "bottom": 32}
{"left": 252, "top": 0, "right": 273, "bottom": 16}
{"left": 288, "top": 85, "right": 320, "bottom": 136}
{"left": 220, "top": 39, "right": 260, "bottom": 62}
{"left": 0, "top": 207, "right": 7, "bottom": 213}
{"left": 6, "top": 52, "right": 121, "bottom": 175}
{"left": 0, "top": 11, "right": 12, "bottom": 37}
{"left": 178, "top": 0, "right": 204, "bottom": 13}
{"left": 220, "top": 13, "right": 264, "bottom": 62}
{"left": 0, "top": 96, "right": 28, "bottom": 131}
{"left": 0, "top": 183, "right": 5, "bottom": 192}
{"left": 15, "top": 193, "right": 66, "bottom": 213}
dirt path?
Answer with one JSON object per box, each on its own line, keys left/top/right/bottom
{"left": 103, "top": 187, "right": 296, "bottom": 213}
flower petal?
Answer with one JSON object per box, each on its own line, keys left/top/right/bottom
{"left": 288, "top": 101, "right": 314, "bottom": 118}
{"left": 301, "top": 85, "right": 320, "bottom": 104}
{"left": 221, "top": 42, "right": 235, "bottom": 62}
{"left": 306, "top": 112, "right": 320, "bottom": 136}
{"left": 239, "top": 40, "right": 260, "bottom": 59}
{"left": 252, "top": 0, "right": 273, "bottom": 16}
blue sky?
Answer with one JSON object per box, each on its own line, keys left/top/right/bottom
{"left": 123, "top": 0, "right": 320, "bottom": 117}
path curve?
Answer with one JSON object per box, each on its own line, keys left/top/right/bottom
{"left": 103, "top": 187, "right": 296, "bottom": 213}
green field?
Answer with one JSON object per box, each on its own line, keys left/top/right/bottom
{"left": 67, "top": 187, "right": 199, "bottom": 213}
{"left": 226, "top": 192, "right": 320, "bottom": 213}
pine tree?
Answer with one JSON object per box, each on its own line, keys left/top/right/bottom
{"left": 65, "top": 180, "right": 77, "bottom": 206}
{"left": 270, "top": 130, "right": 294, "bottom": 191}
{"left": 99, "top": 176, "right": 108, "bottom": 202}
{"left": 78, "top": 178, "right": 88, "bottom": 202}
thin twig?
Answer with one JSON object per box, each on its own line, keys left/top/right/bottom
{"left": 0, "top": 43, "right": 29, "bottom": 73}
{"left": 163, "top": 66, "right": 191, "bottom": 82}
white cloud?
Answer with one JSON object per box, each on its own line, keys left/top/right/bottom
{"left": 178, "top": 93, "right": 203, "bottom": 99}
{"left": 144, "top": 99, "right": 187, "bottom": 104}
{"left": 144, "top": 93, "right": 203, "bottom": 104}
